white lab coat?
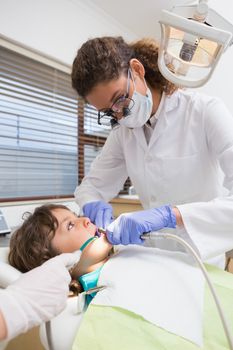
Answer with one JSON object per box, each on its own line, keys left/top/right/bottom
{"left": 75, "top": 89, "right": 233, "bottom": 261}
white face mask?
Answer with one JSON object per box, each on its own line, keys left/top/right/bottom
{"left": 118, "top": 86, "right": 153, "bottom": 128}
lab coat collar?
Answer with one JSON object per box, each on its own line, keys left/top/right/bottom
{"left": 146, "top": 90, "right": 180, "bottom": 149}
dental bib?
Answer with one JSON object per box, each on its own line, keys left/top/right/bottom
{"left": 92, "top": 245, "right": 205, "bottom": 346}
{"left": 78, "top": 266, "right": 103, "bottom": 306}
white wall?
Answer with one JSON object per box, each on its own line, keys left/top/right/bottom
{"left": 0, "top": 0, "right": 137, "bottom": 65}
{"left": 0, "top": 0, "right": 232, "bottom": 107}
{"left": 196, "top": 0, "right": 233, "bottom": 113}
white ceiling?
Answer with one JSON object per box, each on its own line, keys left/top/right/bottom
{"left": 87, "top": 0, "right": 194, "bottom": 38}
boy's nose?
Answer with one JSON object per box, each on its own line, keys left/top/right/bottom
{"left": 82, "top": 217, "right": 91, "bottom": 227}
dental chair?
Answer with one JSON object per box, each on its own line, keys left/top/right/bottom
{"left": 0, "top": 247, "right": 22, "bottom": 350}
{"left": 1, "top": 242, "right": 232, "bottom": 350}
{"left": 39, "top": 296, "right": 84, "bottom": 350}
{"left": 0, "top": 247, "right": 21, "bottom": 288}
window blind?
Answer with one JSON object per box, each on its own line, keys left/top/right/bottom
{"left": 0, "top": 44, "right": 130, "bottom": 202}
{"left": 0, "top": 46, "right": 78, "bottom": 200}
{"left": 78, "top": 99, "right": 131, "bottom": 194}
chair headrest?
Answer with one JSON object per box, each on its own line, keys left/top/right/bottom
{"left": 0, "top": 247, "right": 10, "bottom": 264}
{"left": 0, "top": 247, "right": 22, "bottom": 288}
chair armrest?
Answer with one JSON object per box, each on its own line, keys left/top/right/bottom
{"left": 40, "top": 296, "right": 84, "bottom": 350}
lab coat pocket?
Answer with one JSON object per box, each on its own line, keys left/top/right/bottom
{"left": 162, "top": 153, "right": 203, "bottom": 203}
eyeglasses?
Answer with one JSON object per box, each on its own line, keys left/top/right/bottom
{"left": 97, "top": 69, "right": 135, "bottom": 127}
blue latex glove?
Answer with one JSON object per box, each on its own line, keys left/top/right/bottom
{"left": 106, "top": 205, "right": 176, "bottom": 245}
{"left": 83, "top": 200, "right": 113, "bottom": 229}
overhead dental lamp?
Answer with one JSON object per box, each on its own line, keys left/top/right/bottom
{"left": 158, "top": 0, "right": 233, "bottom": 87}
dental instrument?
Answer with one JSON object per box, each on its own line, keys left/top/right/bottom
{"left": 97, "top": 227, "right": 107, "bottom": 237}
{"left": 141, "top": 232, "right": 233, "bottom": 350}
{"left": 77, "top": 285, "right": 107, "bottom": 314}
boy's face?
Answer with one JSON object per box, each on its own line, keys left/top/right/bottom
{"left": 51, "top": 208, "right": 97, "bottom": 253}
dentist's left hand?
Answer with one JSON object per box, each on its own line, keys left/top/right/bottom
{"left": 83, "top": 200, "right": 113, "bottom": 229}
{"left": 0, "top": 252, "right": 81, "bottom": 340}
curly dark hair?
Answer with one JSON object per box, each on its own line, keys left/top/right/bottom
{"left": 8, "top": 204, "right": 68, "bottom": 272}
{"left": 72, "top": 36, "right": 133, "bottom": 98}
{"left": 71, "top": 36, "right": 178, "bottom": 98}
{"left": 130, "top": 38, "right": 178, "bottom": 95}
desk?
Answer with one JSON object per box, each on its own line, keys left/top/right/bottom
{"left": 110, "top": 197, "right": 143, "bottom": 218}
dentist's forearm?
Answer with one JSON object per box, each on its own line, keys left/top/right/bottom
{"left": 172, "top": 207, "right": 184, "bottom": 227}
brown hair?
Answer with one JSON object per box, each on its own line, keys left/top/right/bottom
{"left": 71, "top": 36, "right": 178, "bottom": 98}
{"left": 8, "top": 204, "right": 68, "bottom": 273}
{"left": 72, "top": 36, "right": 133, "bottom": 98}
{"left": 130, "top": 38, "right": 178, "bottom": 95}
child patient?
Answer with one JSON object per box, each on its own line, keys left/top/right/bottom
{"left": 9, "top": 204, "right": 113, "bottom": 302}
{"left": 9, "top": 204, "right": 206, "bottom": 345}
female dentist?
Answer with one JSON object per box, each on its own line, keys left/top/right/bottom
{"left": 72, "top": 36, "right": 233, "bottom": 263}
{"left": 0, "top": 252, "right": 80, "bottom": 341}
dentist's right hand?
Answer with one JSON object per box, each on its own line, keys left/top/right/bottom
{"left": 83, "top": 200, "right": 113, "bottom": 229}
{"left": 0, "top": 252, "right": 81, "bottom": 341}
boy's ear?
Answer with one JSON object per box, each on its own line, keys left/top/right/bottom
{"left": 129, "top": 58, "right": 145, "bottom": 79}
